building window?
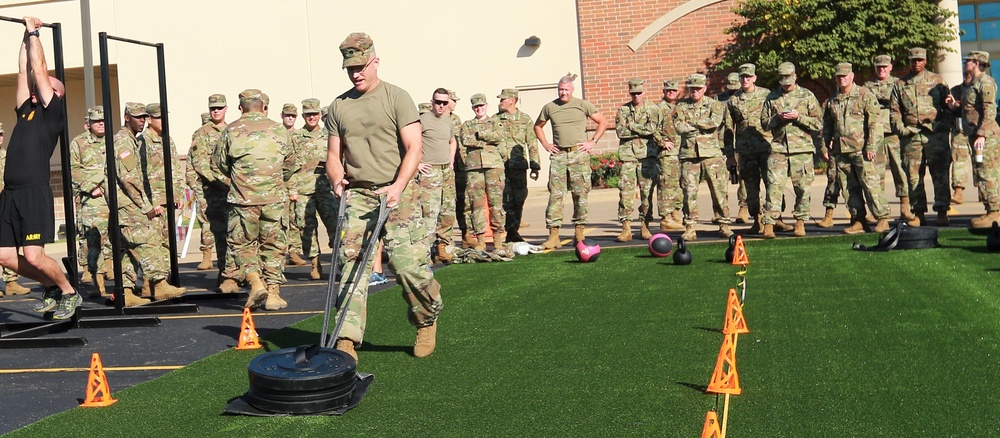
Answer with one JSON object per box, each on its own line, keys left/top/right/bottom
{"left": 960, "top": 2, "right": 1000, "bottom": 56}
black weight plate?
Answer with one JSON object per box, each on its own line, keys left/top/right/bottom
{"left": 247, "top": 379, "right": 356, "bottom": 403}
{"left": 895, "top": 227, "right": 939, "bottom": 249}
{"left": 248, "top": 346, "right": 356, "bottom": 393}
{"left": 244, "top": 389, "right": 352, "bottom": 415}
{"left": 250, "top": 372, "right": 356, "bottom": 396}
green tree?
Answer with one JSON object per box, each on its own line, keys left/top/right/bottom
{"left": 715, "top": 0, "right": 957, "bottom": 94}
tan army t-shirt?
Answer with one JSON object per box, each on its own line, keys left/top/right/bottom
{"left": 537, "top": 97, "right": 598, "bottom": 148}
{"left": 419, "top": 111, "right": 453, "bottom": 165}
{"left": 326, "top": 81, "right": 419, "bottom": 186}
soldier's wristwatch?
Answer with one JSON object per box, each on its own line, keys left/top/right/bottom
{"left": 27, "top": 30, "right": 39, "bottom": 37}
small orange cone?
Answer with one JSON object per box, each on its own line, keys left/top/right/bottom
{"left": 706, "top": 333, "right": 742, "bottom": 395}
{"left": 700, "top": 411, "right": 722, "bottom": 438}
{"left": 236, "top": 307, "right": 262, "bottom": 350}
{"left": 731, "top": 235, "right": 748, "bottom": 265}
{"left": 722, "top": 288, "right": 749, "bottom": 335}
{"left": 81, "top": 352, "right": 117, "bottom": 407}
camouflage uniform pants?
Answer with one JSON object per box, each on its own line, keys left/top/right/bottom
{"left": 417, "top": 164, "right": 456, "bottom": 246}
{"left": 901, "top": 132, "right": 951, "bottom": 214}
{"left": 617, "top": 157, "right": 659, "bottom": 223}
{"left": 763, "top": 152, "right": 815, "bottom": 224}
{"left": 300, "top": 190, "right": 338, "bottom": 258}
{"left": 822, "top": 155, "right": 841, "bottom": 208}
{"left": 193, "top": 182, "right": 214, "bottom": 252}
{"left": 545, "top": 149, "right": 591, "bottom": 227}
{"left": 879, "top": 135, "right": 906, "bottom": 198}
{"left": 738, "top": 149, "right": 769, "bottom": 219}
{"left": 657, "top": 154, "right": 682, "bottom": 218}
{"left": 287, "top": 198, "right": 304, "bottom": 255}
{"left": 835, "top": 152, "right": 889, "bottom": 219}
{"left": 79, "top": 201, "right": 116, "bottom": 275}
{"left": 227, "top": 202, "right": 287, "bottom": 285}
{"left": 680, "top": 156, "right": 730, "bottom": 225}
{"left": 974, "top": 135, "right": 1000, "bottom": 211}
{"left": 467, "top": 167, "right": 506, "bottom": 235}
{"left": 952, "top": 133, "right": 971, "bottom": 190}
{"left": 503, "top": 163, "right": 529, "bottom": 233}
{"left": 119, "top": 212, "right": 169, "bottom": 283}
{"left": 335, "top": 180, "right": 443, "bottom": 345}
{"left": 206, "top": 186, "right": 234, "bottom": 279}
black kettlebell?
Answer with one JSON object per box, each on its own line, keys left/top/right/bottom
{"left": 987, "top": 221, "right": 1000, "bottom": 252}
{"left": 724, "top": 234, "right": 737, "bottom": 263}
{"left": 673, "top": 237, "right": 693, "bottom": 265}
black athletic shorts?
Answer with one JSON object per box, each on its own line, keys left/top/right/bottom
{"left": 0, "top": 184, "right": 55, "bottom": 247}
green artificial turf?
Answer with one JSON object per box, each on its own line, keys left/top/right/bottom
{"left": 6, "top": 230, "right": 1000, "bottom": 437}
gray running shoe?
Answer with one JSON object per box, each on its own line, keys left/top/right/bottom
{"left": 52, "top": 292, "right": 83, "bottom": 320}
{"left": 31, "top": 286, "right": 62, "bottom": 313}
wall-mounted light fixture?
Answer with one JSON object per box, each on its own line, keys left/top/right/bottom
{"left": 524, "top": 36, "right": 541, "bottom": 47}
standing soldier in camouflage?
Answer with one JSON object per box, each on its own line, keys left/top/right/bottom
{"left": 188, "top": 94, "right": 227, "bottom": 272}
{"left": 726, "top": 64, "right": 772, "bottom": 234}
{"left": 419, "top": 88, "right": 459, "bottom": 256}
{"left": 326, "top": 32, "right": 444, "bottom": 362}
{"left": 656, "top": 80, "right": 685, "bottom": 231}
{"left": 864, "top": 55, "right": 908, "bottom": 222}
{"left": 760, "top": 62, "right": 823, "bottom": 238}
{"left": 113, "top": 102, "right": 186, "bottom": 303}
{"left": 673, "top": 73, "right": 733, "bottom": 240}
{"left": 946, "top": 51, "right": 1000, "bottom": 228}
{"left": 291, "top": 98, "right": 336, "bottom": 279}
{"left": 200, "top": 112, "right": 210, "bottom": 126}
{"left": 418, "top": 102, "right": 431, "bottom": 115}
{"left": 717, "top": 72, "right": 750, "bottom": 224}
{"left": 816, "top": 132, "right": 842, "bottom": 228}
{"left": 950, "top": 71, "right": 973, "bottom": 208}
{"left": 486, "top": 88, "right": 539, "bottom": 243}
{"left": 139, "top": 102, "right": 182, "bottom": 248}
{"left": 535, "top": 74, "right": 609, "bottom": 248}
{"left": 460, "top": 93, "right": 506, "bottom": 246}
{"left": 890, "top": 47, "right": 952, "bottom": 227}
{"left": 69, "top": 107, "right": 117, "bottom": 298}
{"left": 213, "top": 89, "right": 298, "bottom": 311}
{"left": 281, "top": 103, "right": 297, "bottom": 132}
{"left": 0, "top": 123, "right": 30, "bottom": 297}
{"left": 281, "top": 102, "right": 306, "bottom": 267}
{"left": 614, "top": 78, "right": 661, "bottom": 241}
{"left": 822, "top": 62, "right": 891, "bottom": 234}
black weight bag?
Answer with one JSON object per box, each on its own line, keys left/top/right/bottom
{"left": 852, "top": 222, "right": 938, "bottom": 251}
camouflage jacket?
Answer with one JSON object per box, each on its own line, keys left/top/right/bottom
{"left": 113, "top": 127, "right": 154, "bottom": 215}
{"left": 191, "top": 122, "right": 228, "bottom": 188}
{"left": 726, "top": 86, "right": 772, "bottom": 154}
{"left": 615, "top": 100, "right": 660, "bottom": 161}
{"left": 863, "top": 77, "right": 899, "bottom": 135}
{"left": 822, "top": 84, "right": 883, "bottom": 155}
{"left": 761, "top": 85, "right": 823, "bottom": 155}
{"left": 70, "top": 130, "right": 108, "bottom": 208}
{"left": 451, "top": 113, "right": 466, "bottom": 171}
{"left": 185, "top": 122, "right": 211, "bottom": 188}
{"left": 890, "top": 70, "right": 950, "bottom": 136}
{"left": 461, "top": 117, "right": 504, "bottom": 170}
{"left": 479, "top": 109, "right": 539, "bottom": 170}
{"left": 138, "top": 128, "right": 181, "bottom": 206}
{"left": 212, "top": 112, "right": 298, "bottom": 206}
{"left": 960, "top": 73, "right": 1000, "bottom": 139}
{"left": 673, "top": 96, "right": 728, "bottom": 159}
{"left": 290, "top": 126, "right": 331, "bottom": 195}
{"left": 656, "top": 100, "right": 681, "bottom": 157}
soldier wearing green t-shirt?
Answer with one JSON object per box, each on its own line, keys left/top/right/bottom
{"left": 534, "top": 75, "right": 609, "bottom": 248}
{"left": 419, "top": 88, "right": 459, "bottom": 258}
{"left": 326, "top": 33, "right": 444, "bottom": 363}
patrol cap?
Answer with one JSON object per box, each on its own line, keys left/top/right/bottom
{"left": 418, "top": 102, "right": 431, "bottom": 114}
{"left": 282, "top": 103, "right": 297, "bottom": 115}
{"left": 146, "top": 102, "right": 162, "bottom": 118}
{"left": 448, "top": 90, "right": 460, "bottom": 102}
{"left": 321, "top": 107, "right": 328, "bottom": 118}
{"left": 498, "top": 88, "right": 519, "bottom": 99}
{"left": 964, "top": 50, "right": 990, "bottom": 66}
{"left": 739, "top": 63, "right": 756, "bottom": 77}
{"left": 238, "top": 89, "right": 264, "bottom": 106}
{"left": 628, "top": 78, "right": 644, "bottom": 93}
{"left": 662, "top": 79, "right": 679, "bottom": 91}
{"left": 726, "top": 73, "right": 740, "bottom": 90}
{"left": 88, "top": 105, "right": 105, "bottom": 122}
{"left": 777, "top": 62, "right": 796, "bottom": 85}
{"left": 909, "top": 47, "right": 927, "bottom": 60}
{"left": 208, "top": 93, "right": 227, "bottom": 108}
{"left": 834, "top": 62, "right": 853, "bottom": 76}
{"left": 686, "top": 73, "right": 707, "bottom": 88}
{"left": 125, "top": 102, "right": 147, "bottom": 117}
{"left": 260, "top": 92, "right": 270, "bottom": 106}
{"left": 340, "top": 32, "right": 374, "bottom": 68}
{"left": 873, "top": 55, "right": 892, "bottom": 67}
{"left": 200, "top": 112, "right": 210, "bottom": 125}
{"left": 301, "top": 98, "right": 322, "bottom": 114}
{"left": 470, "top": 93, "right": 487, "bottom": 106}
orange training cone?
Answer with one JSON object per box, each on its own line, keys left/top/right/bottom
{"left": 236, "top": 307, "right": 262, "bottom": 350}
{"left": 81, "top": 352, "right": 118, "bottom": 407}
{"left": 700, "top": 411, "right": 722, "bottom": 438}
{"left": 706, "top": 333, "right": 742, "bottom": 395}
{"left": 722, "top": 288, "right": 749, "bottom": 335}
{"left": 731, "top": 235, "right": 748, "bottom": 265}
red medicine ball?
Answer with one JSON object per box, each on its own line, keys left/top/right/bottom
{"left": 575, "top": 239, "right": 601, "bottom": 262}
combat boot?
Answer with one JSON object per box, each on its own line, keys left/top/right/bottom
{"left": 244, "top": 272, "right": 268, "bottom": 309}
{"left": 793, "top": 219, "right": 806, "bottom": 237}
{"left": 843, "top": 219, "right": 866, "bottom": 235}
{"left": 198, "top": 248, "right": 215, "bottom": 270}
{"left": 462, "top": 232, "right": 478, "bottom": 249}
{"left": 123, "top": 291, "right": 150, "bottom": 307}
{"left": 413, "top": 321, "right": 438, "bottom": 358}
{"left": 659, "top": 215, "right": 684, "bottom": 231}
{"left": 5, "top": 281, "right": 30, "bottom": 296}
{"left": 542, "top": 227, "right": 561, "bottom": 249}
{"left": 474, "top": 235, "right": 487, "bottom": 251}
{"left": 80, "top": 269, "right": 93, "bottom": 285}
{"left": 616, "top": 220, "right": 633, "bottom": 242}
{"left": 736, "top": 205, "right": 750, "bottom": 224}
{"left": 310, "top": 256, "right": 321, "bottom": 280}
{"left": 762, "top": 223, "right": 776, "bottom": 239}
{"left": 493, "top": 231, "right": 507, "bottom": 247}
{"left": 336, "top": 338, "right": 358, "bottom": 362}
{"left": 907, "top": 212, "right": 923, "bottom": 228}
{"left": 151, "top": 278, "right": 187, "bottom": 301}
{"left": 672, "top": 210, "right": 683, "bottom": 223}
{"left": 971, "top": 210, "right": 1000, "bottom": 228}
{"left": 951, "top": 187, "right": 964, "bottom": 205}
{"left": 774, "top": 218, "right": 794, "bottom": 232}
{"left": 719, "top": 224, "right": 734, "bottom": 238}
{"left": 935, "top": 211, "right": 949, "bottom": 227}
{"left": 639, "top": 220, "right": 652, "bottom": 240}
{"left": 434, "top": 243, "right": 453, "bottom": 263}
{"left": 141, "top": 279, "right": 151, "bottom": 297}
{"left": 218, "top": 277, "right": 240, "bottom": 293}
{"left": 874, "top": 218, "right": 890, "bottom": 233}
{"left": 817, "top": 207, "right": 835, "bottom": 228}
{"left": 89, "top": 273, "right": 107, "bottom": 298}
{"left": 681, "top": 224, "right": 697, "bottom": 241}
{"left": 264, "top": 284, "right": 288, "bottom": 311}
{"left": 287, "top": 251, "right": 309, "bottom": 267}
{"left": 748, "top": 219, "right": 762, "bottom": 235}
{"left": 574, "top": 225, "right": 586, "bottom": 243}
{"left": 899, "top": 196, "right": 914, "bottom": 221}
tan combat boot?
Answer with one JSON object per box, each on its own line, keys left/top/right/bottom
{"left": 817, "top": 207, "right": 835, "bottom": 228}
{"left": 413, "top": 321, "right": 438, "bottom": 358}
{"left": 574, "top": 225, "right": 586, "bottom": 243}
{"left": 681, "top": 224, "right": 697, "bottom": 241}
{"left": 434, "top": 243, "right": 453, "bottom": 263}
{"left": 907, "top": 212, "right": 922, "bottom": 228}
{"left": 151, "top": 278, "right": 187, "bottom": 301}
{"left": 462, "top": 232, "right": 478, "bottom": 249}
{"left": 198, "top": 248, "right": 215, "bottom": 270}
{"left": 762, "top": 223, "right": 776, "bottom": 239}
{"left": 951, "top": 187, "right": 964, "bottom": 205}
{"left": 639, "top": 220, "right": 652, "bottom": 240}
{"left": 218, "top": 277, "right": 240, "bottom": 293}
{"left": 336, "top": 338, "right": 358, "bottom": 362}
{"left": 542, "top": 227, "right": 561, "bottom": 249}
{"left": 89, "top": 273, "right": 107, "bottom": 298}
{"left": 660, "top": 215, "right": 685, "bottom": 231}
{"left": 736, "top": 205, "right": 750, "bottom": 224}
{"left": 288, "top": 252, "right": 309, "bottom": 267}
{"left": 474, "top": 235, "right": 487, "bottom": 251}
{"left": 672, "top": 210, "right": 683, "bottom": 223}
{"left": 899, "top": 196, "right": 914, "bottom": 222}
{"left": 80, "top": 269, "right": 93, "bottom": 285}
{"left": 264, "top": 284, "right": 288, "bottom": 311}
{"left": 874, "top": 218, "right": 890, "bottom": 233}
{"left": 493, "top": 231, "right": 507, "bottom": 247}
{"left": 843, "top": 219, "right": 865, "bottom": 235}
{"left": 244, "top": 272, "right": 268, "bottom": 309}
{"left": 971, "top": 210, "right": 1000, "bottom": 228}
{"left": 310, "top": 256, "right": 322, "bottom": 280}
{"left": 719, "top": 224, "right": 734, "bottom": 238}
{"left": 141, "top": 279, "right": 151, "bottom": 297}
{"left": 124, "top": 291, "right": 151, "bottom": 307}
{"left": 5, "top": 281, "right": 30, "bottom": 296}
{"left": 793, "top": 219, "right": 806, "bottom": 237}
{"left": 774, "top": 218, "right": 794, "bottom": 232}
{"left": 616, "top": 220, "right": 633, "bottom": 242}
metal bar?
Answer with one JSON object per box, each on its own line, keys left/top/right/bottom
{"left": 99, "top": 31, "right": 126, "bottom": 314}
{"left": 0, "top": 16, "right": 59, "bottom": 28}
{"left": 77, "top": 316, "right": 160, "bottom": 329}
{"left": 157, "top": 43, "right": 180, "bottom": 286}
{"left": 0, "top": 319, "right": 73, "bottom": 338}
{"left": 49, "top": 22, "right": 79, "bottom": 288}
{"left": 106, "top": 34, "right": 158, "bottom": 48}
{"left": 78, "top": 304, "right": 198, "bottom": 317}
